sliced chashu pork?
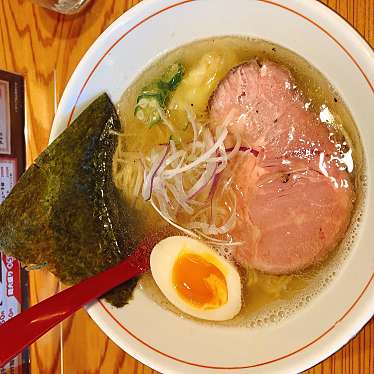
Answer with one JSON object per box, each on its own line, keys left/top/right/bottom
{"left": 210, "top": 60, "right": 354, "bottom": 274}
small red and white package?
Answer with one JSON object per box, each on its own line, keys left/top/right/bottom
{"left": 0, "top": 70, "right": 28, "bottom": 374}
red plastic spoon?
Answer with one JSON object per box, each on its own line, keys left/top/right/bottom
{"left": 0, "top": 231, "right": 168, "bottom": 368}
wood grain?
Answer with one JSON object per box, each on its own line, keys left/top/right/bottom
{"left": 0, "top": 0, "right": 372, "bottom": 373}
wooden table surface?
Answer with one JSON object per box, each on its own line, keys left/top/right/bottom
{"left": 0, "top": 0, "right": 373, "bottom": 373}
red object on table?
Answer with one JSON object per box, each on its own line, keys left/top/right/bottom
{"left": 0, "top": 231, "right": 163, "bottom": 368}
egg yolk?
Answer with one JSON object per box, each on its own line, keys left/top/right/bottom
{"left": 172, "top": 252, "right": 228, "bottom": 309}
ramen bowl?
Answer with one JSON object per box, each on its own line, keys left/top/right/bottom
{"left": 51, "top": 0, "right": 374, "bottom": 373}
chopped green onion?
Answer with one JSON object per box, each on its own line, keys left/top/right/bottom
{"left": 135, "top": 63, "right": 185, "bottom": 127}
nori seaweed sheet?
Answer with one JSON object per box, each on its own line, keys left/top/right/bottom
{"left": 0, "top": 93, "right": 140, "bottom": 307}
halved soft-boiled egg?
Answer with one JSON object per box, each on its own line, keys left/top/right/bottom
{"left": 150, "top": 236, "right": 242, "bottom": 321}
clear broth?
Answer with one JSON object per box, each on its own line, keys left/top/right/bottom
{"left": 116, "top": 36, "right": 365, "bottom": 327}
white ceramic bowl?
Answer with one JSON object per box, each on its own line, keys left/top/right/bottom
{"left": 51, "top": 1, "right": 374, "bottom": 373}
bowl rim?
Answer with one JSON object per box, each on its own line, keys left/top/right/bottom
{"left": 51, "top": 0, "right": 374, "bottom": 372}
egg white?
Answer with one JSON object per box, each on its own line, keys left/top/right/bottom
{"left": 150, "top": 236, "right": 242, "bottom": 321}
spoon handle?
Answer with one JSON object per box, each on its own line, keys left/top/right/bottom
{"left": 0, "top": 255, "right": 143, "bottom": 368}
